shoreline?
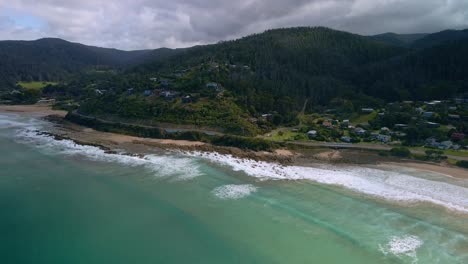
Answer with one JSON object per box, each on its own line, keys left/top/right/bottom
{"left": 1, "top": 104, "right": 467, "bottom": 180}
{"left": 0, "top": 104, "right": 67, "bottom": 117}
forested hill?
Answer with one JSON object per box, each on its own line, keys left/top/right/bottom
{"left": 0, "top": 38, "right": 180, "bottom": 88}
{"left": 411, "top": 29, "right": 468, "bottom": 48}
{"left": 136, "top": 27, "right": 406, "bottom": 103}
{"left": 134, "top": 26, "right": 468, "bottom": 103}
{"left": 366, "top": 33, "right": 427, "bottom": 47}
{"left": 2, "top": 26, "right": 468, "bottom": 103}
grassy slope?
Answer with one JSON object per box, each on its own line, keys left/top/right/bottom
{"left": 350, "top": 112, "right": 377, "bottom": 124}
{"left": 17, "top": 81, "right": 57, "bottom": 90}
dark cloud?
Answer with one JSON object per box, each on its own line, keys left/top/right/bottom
{"left": 1, "top": 0, "right": 467, "bottom": 50}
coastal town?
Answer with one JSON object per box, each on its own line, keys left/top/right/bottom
{"left": 264, "top": 96, "right": 468, "bottom": 151}
{"left": 2, "top": 74, "right": 468, "bottom": 156}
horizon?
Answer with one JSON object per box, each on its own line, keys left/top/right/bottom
{"left": 1, "top": 0, "right": 468, "bottom": 50}
{"left": 0, "top": 26, "right": 463, "bottom": 51}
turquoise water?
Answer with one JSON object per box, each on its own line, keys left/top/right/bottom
{"left": 1, "top": 113, "right": 467, "bottom": 264}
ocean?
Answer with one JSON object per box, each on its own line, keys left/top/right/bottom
{"left": 1, "top": 112, "right": 467, "bottom": 264}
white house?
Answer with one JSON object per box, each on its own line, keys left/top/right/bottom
{"left": 307, "top": 130, "right": 318, "bottom": 139}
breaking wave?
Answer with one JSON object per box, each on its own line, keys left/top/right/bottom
{"left": 212, "top": 184, "right": 257, "bottom": 199}
{"left": 14, "top": 128, "right": 202, "bottom": 180}
{"left": 190, "top": 152, "right": 468, "bottom": 213}
{"left": 379, "top": 235, "right": 423, "bottom": 264}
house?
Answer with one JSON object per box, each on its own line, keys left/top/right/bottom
{"left": 355, "top": 127, "right": 367, "bottom": 136}
{"left": 143, "top": 90, "right": 153, "bottom": 96}
{"left": 425, "top": 137, "right": 440, "bottom": 148}
{"left": 322, "top": 121, "right": 333, "bottom": 129}
{"left": 426, "top": 100, "right": 441, "bottom": 105}
{"left": 161, "top": 90, "right": 178, "bottom": 100}
{"left": 206, "top": 82, "right": 224, "bottom": 92}
{"left": 393, "top": 132, "right": 407, "bottom": 138}
{"left": 9, "top": 90, "right": 22, "bottom": 95}
{"left": 340, "top": 136, "right": 351, "bottom": 143}
{"left": 182, "top": 95, "right": 192, "bottom": 104}
{"left": 380, "top": 127, "right": 390, "bottom": 133}
{"left": 422, "top": 112, "right": 434, "bottom": 118}
{"left": 260, "top": 114, "right": 273, "bottom": 122}
{"left": 425, "top": 122, "right": 440, "bottom": 128}
{"left": 451, "top": 133, "right": 465, "bottom": 141}
{"left": 439, "top": 141, "right": 453, "bottom": 150}
{"left": 149, "top": 77, "right": 158, "bottom": 82}
{"left": 369, "top": 132, "right": 391, "bottom": 143}
{"left": 361, "top": 108, "right": 374, "bottom": 113}
{"left": 248, "top": 118, "right": 258, "bottom": 123}
{"left": 95, "top": 89, "right": 107, "bottom": 95}
{"left": 127, "top": 88, "right": 134, "bottom": 95}
{"left": 341, "top": 120, "right": 350, "bottom": 128}
{"left": 448, "top": 114, "right": 460, "bottom": 120}
{"left": 377, "top": 134, "right": 391, "bottom": 143}
{"left": 307, "top": 130, "right": 318, "bottom": 139}
{"left": 448, "top": 106, "right": 457, "bottom": 111}
{"left": 160, "top": 79, "right": 170, "bottom": 87}
{"left": 416, "top": 107, "right": 424, "bottom": 114}
{"left": 206, "top": 82, "right": 219, "bottom": 89}
{"left": 394, "top": 124, "right": 408, "bottom": 130}
{"left": 37, "top": 98, "right": 56, "bottom": 104}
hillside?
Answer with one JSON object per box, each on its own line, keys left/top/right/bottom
{"left": 412, "top": 29, "right": 468, "bottom": 48}
{"left": 0, "top": 38, "right": 180, "bottom": 89}
{"left": 134, "top": 27, "right": 468, "bottom": 104}
{"left": 367, "top": 33, "right": 427, "bottom": 47}
{"left": 137, "top": 27, "right": 406, "bottom": 105}
{"left": 359, "top": 37, "right": 468, "bottom": 100}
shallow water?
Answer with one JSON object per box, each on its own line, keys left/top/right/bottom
{"left": 1, "top": 113, "right": 467, "bottom": 264}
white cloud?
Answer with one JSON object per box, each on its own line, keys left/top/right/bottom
{"left": 0, "top": 0, "right": 467, "bottom": 49}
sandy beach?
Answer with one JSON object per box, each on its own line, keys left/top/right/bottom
{"left": 0, "top": 104, "right": 67, "bottom": 117}
{"left": 2, "top": 104, "right": 467, "bottom": 180}
{"left": 380, "top": 162, "right": 468, "bottom": 180}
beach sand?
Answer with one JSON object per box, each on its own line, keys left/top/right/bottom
{"left": 0, "top": 104, "right": 67, "bottom": 117}
{"left": 380, "top": 162, "right": 468, "bottom": 180}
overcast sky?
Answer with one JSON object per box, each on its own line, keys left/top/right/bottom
{"left": 1, "top": 0, "right": 468, "bottom": 50}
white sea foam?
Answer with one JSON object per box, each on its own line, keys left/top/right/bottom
{"left": 189, "top": 152, "right": 468, "bottom": 213}
{"left": 15, "top": 128, "right": 202, "bottom": 180}
{"left": 379, "top": 235, "right": 423, "bottom": 263}
{"left": 0, "top": 114, "right": 41, "bottom": 130}
{"left": 212, "top": 184, "right": 257, "bottom": 199}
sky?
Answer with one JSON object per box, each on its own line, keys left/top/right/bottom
{"left": 1, "top": 0, "right": 468, "bottom": 50}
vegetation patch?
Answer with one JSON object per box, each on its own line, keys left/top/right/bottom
{"left": 455, "top": 160, "right": 468, "bottom": 169}
{"left": 389, "top": 147, "right": 411, "bottom": 158}
{"left": 17, "top": 81, "right": 57, "bottom": 90}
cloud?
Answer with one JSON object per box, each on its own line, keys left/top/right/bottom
{"left": 1, "top": 0, "right": 467, "bottom": 50}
